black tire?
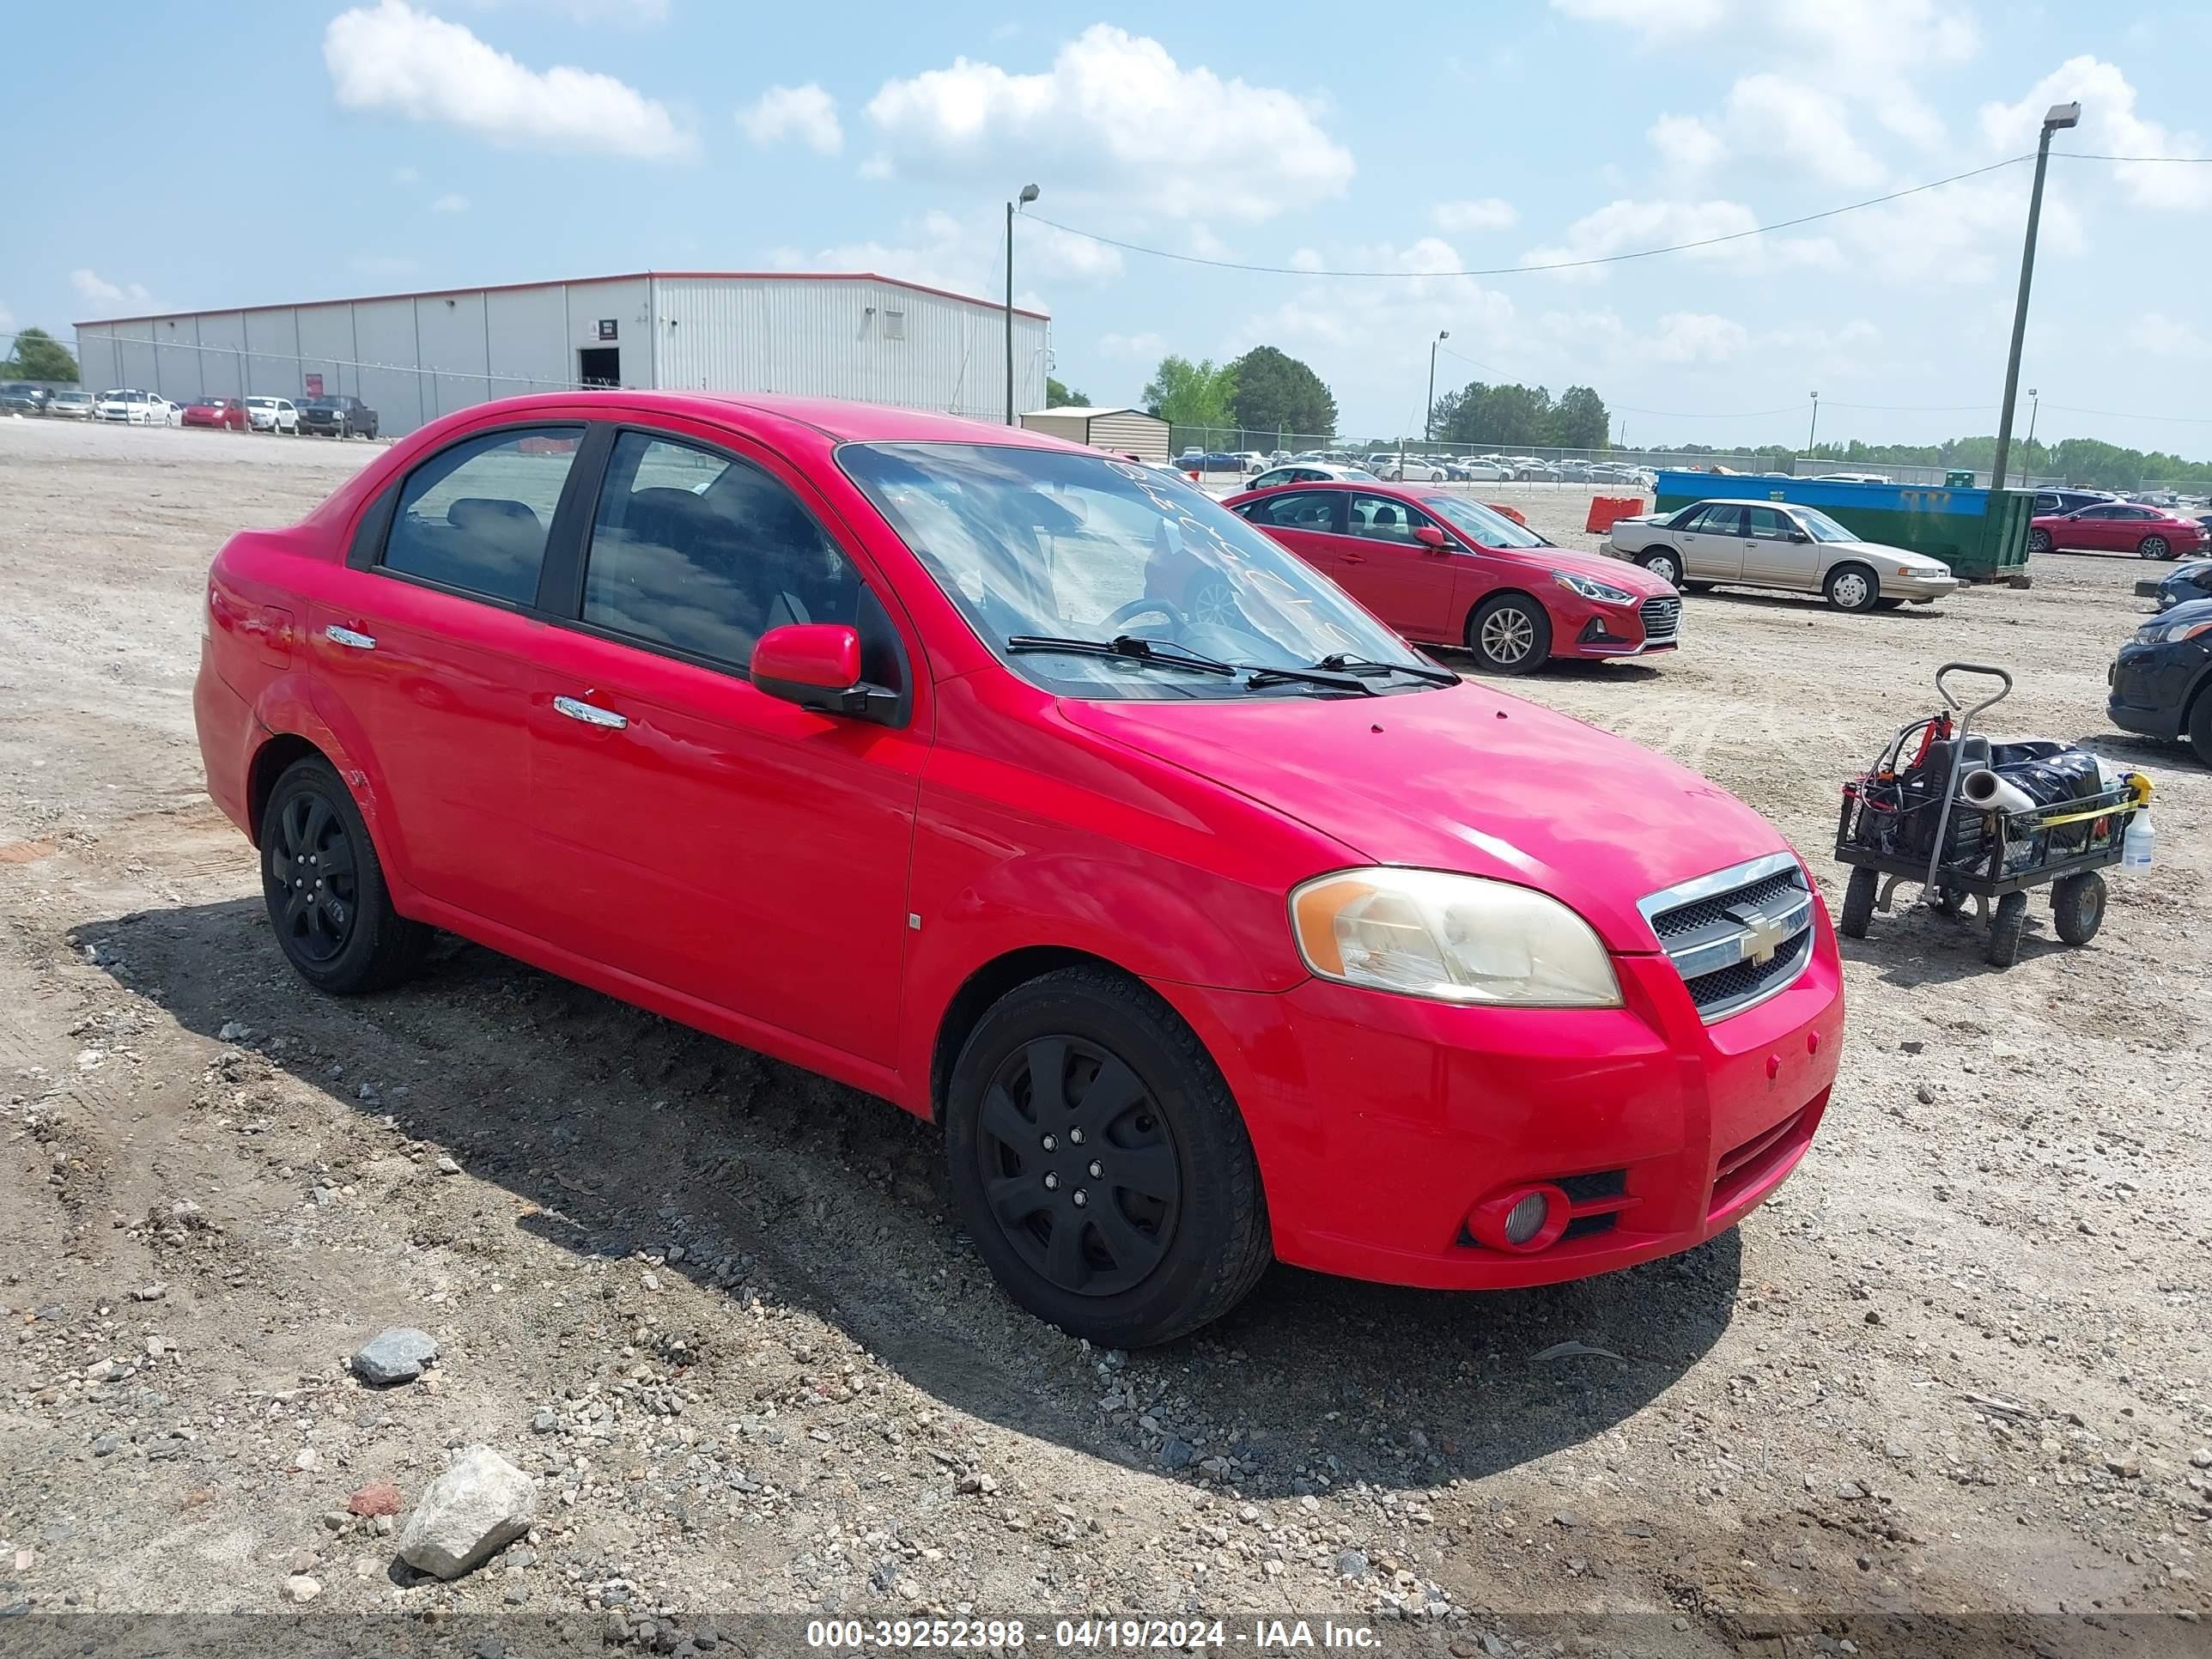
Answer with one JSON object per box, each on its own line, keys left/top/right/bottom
{"left": 1681, "top": 580, "right": 1715, "bottom": 593}
{"left": 1825, "top": 562, "right": 1880, "bottom": 613}
{"left": 2190, "top": 691, "right": 2212, "bottom": 769}
{"left": 1874, "top": 597, "right": 1907, "bottom": 611}
{"left": 1636, "top": 549, "right": 1682, "bottom": 588}
{"left": 1467, "top": 592, "right": 1553, "bottom": 675}
{"left": 2027, "top": 527, "right": 2051, "bottom": 554}
{"left": 945, "top": 966, "right": 1271, "bottom": 1347}
{"left": 1931, "top": 884, "right": 1969, "bottom": 918}
{"left": 1838, "top": 867, "right": 1877, "bottom": 939}
{"left": 1985, "top": 891, "right": 2028, "bottom": 967}
{"left": 258, "top": 757, "right": 430, "bottom": 995}
{"left": 2139, "top": 535, "right": 2171, "bottom": 560}
{"left": 2051, "top": 871, "right": 2106, "bottom": 945}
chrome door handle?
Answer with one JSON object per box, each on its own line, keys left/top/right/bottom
{"left": 324, "top": 624, "right": 376, "bottom": 650}
{"left": 553, "top": 695, "right": 628, "bottom": 730}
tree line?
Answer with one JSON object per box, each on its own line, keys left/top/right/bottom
{"left": 0, "top": 328, "right": 79, "bottom": 382}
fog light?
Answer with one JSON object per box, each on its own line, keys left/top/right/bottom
{"left": 1466, "top": 1182, "right": 1572, "bottom": 1254}
{"left": 1503, "top": 1190, "right": 1550, "bottom": 1245}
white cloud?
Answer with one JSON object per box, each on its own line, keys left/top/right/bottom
{"left": 458, "top": 0, "right": 670, "bottom": 22}
{"left": 325, "top": 0, "right": 695, "bottom": 161}
{"left": 1187, "top": 224, "right": 1232, "bottom": 259}
{"left": 769, "top": 205, "right": 1122, "bottom": 307}
{"left": 1540, "top": 307, "right": 1883, "bottom": 373}
{"left": 1098, "top": 331, "right": 1166, "bottom": 359}
{"left": 1981, "top": 57, "right": 2212, "bottom": 211}
{"left": 1431, "top": 198, "right": 1520, "bottom": 233}
{"left": 863, "top": 26, "right": 1354, "bottom": 221}
{"left": 1551, "top": 0, "right": 1724, "bottom": 28}
{"left": 1232, "top": 240, "right": 1517, "bottom": 397}
{"left": 1521, "top": 198, "right": 1838, "bottom": 283}
{"left": 1841, "top": 175, "right": 2083, "bottom": 284}
{"left": 429, "top": 191, "right": 470, "bottom": 213}
{"left": 2124, "top": 312, "right": 2209, "bottom": 361}
{"left": 70, "top": 270, "right": 155, "bottom": 312}
{"left": 1648, "top": 113, "right": 1724, "bottom": 173}
{"left": 738, "top": 82, "right": 842, "bottom": 155}
{"left": 391, "top": 164, "right": 420, "bottom": 184}
{"left": 1723, "top": 74, "right": 1884, "bottom": 187}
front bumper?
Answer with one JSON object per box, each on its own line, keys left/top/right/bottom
{"left": 1568, "top": 593, "right": 1680, "bottom": 658}
{"left": 1886, "top": 574, "right": 1960, "bottom": 602}
{"left": 2107, "top": 641, "right": 2197, "bottom": 739}
{"left": 1155, "top": 906, "right": 1844, "bottom": 1291}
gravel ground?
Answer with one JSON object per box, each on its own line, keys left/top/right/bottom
{"left": 1, "top": 418, "right": 2208, "bottom": 1656}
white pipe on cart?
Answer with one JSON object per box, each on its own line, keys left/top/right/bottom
{"left": 1960, "top": 768, "right": 2038, "bottom": 814}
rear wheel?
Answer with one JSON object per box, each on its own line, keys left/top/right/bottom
{"left": 1636, "top": 549, "right": 1682, "bottom": 588}
{"left": 1986, "top": 891, "right": 2028, "bottom": 967}
{"left": 1825, "top": 563, "right": 1879, "bottom": 612}
{"left": 1838, "top": 867, "right": 1878, "bottom": 939}
{"left": 1468, "top": 592, "right": 1553, "bottom": 675}
{"left": 945, "top": 967, "right": 1271, "bottom": 1347}
{"left": 2191, "top": 691, "right": 2212, "bottom": 768}
{"left": 258, "top": 757, "right": 430, "bottom": 995}
{"left": 2051, "top": 871, "right": 2106, "bottom": 945}
{"left": 2027, "top": 527, "right": 2051, "bottom": 553}
{"left": 2139, "top": 535, "right": 2171, "bottom": 560}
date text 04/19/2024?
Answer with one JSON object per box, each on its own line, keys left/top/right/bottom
{"left": 803, "top": 1619, "right": 1382, "bottom": 1650}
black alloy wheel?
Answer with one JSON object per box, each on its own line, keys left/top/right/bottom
{"left": 2028, "top": 527, "right": 2051, "bottom": 553}
{"left": 975, "top": 1036, "right": 1182, "bottom": 1297}
{"left": 2139, "top": 536, "right": 2170, "bottom": 560}
{"left": 267, "top": 789, "right": 361, "bottom": 964}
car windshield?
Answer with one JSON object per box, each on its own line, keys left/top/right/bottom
{"left": 1421, "top": 494, "right": 1547, "bottom": 549}
{"left": 839, "top": 442, "right": 1437, "bottom": 701}
{"left": 246, "top": 398, "right": 274, "bottom": 408}
{"left": 1794, "top": 507, "right": 1856, "bottom": 543}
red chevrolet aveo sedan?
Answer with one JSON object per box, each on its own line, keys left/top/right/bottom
{"left": 1223, "top": 479, "right": 1680, "bottom": 673}
{"left": 193, "top": 392, "right": 1842, "bottom": 1346}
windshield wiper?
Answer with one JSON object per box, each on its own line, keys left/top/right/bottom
{"left": 1006, "top": 634, "right": 1236, "bottom": 675}
{"left": 1242, "top": 663, "right": 1378, "bottom": 696}
{"left": 1314, "top": 653, "right": 1460, "bottom": 686}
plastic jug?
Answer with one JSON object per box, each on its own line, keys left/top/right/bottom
{"left": 2122, "top": 808, "right": 2154, "bottom": 870}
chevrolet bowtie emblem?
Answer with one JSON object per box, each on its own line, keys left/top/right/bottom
{"left": 1738, "top": 909, "right": 1791, "bottom": 965}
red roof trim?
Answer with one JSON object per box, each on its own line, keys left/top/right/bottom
{"left": 75, "top": 270, "right": 1050, "bottom": 329}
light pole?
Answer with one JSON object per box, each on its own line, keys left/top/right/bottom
{"left": 1991, "top": 102, "right": 2078, "bottom": 494}
{"left": 1425, "top": 329, "right": 1449, "bottom": 444}
{"left": 1807, "top": 391, "right": 1820, "bottom": 459}
{"left": 1006, "top": 182, "right": 1038, "bottom": 424}
{"left": 2021, "top": 387, "right": 2040, "bottom": 487}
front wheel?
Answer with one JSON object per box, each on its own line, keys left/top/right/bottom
{"left": 2139, "top": 536, "right": 2171, "bottom": 560}
{"left": 2027, "top": 527, "right": 2051, "bottom": 553}
{"left": 1825, "top": 563, "right": 1879, "bottom": 612}
{"left": 1637, "top": 549, "right": 1682, "bottom": 588}
{"left": 259, "top": 757, "right": 430, "bottom": 995}
{"left": 2051, "top": 871, "right": 2106, "bottom": 945}
{"left": 1986, "top": 891, "right": 2028, "bottom": 967}
{"left": 944, "top": 967, "right": 1271, "bottom": 1347}
{"left": 1467, "top": 592, "right": 1553, "bottom": 674}
{"left": 1838, "top": 867, "right": 1878, "bottom": 939}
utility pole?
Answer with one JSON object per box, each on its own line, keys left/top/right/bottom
{"left": 1006, "top": 183, "right": 1038, "bottom": 424}
{"left": 2021, "top": 388, "right": 2040, "bottom": 487}
{"left": 1991, "top": 103, "right": 2078, "bottom": 493}
{"left": 1807, "top": 392, "right": 1820, "bottom": 459}
{"left": 1425, "top": 329, "right": 1449, "bottom": 444}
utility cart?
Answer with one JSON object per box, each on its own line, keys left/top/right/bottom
{"left": 1834, "top": 663, "right": 2149, "bottom": 967}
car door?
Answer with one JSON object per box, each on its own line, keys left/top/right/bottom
{"left": 2064, "top": 505, "right": 2119, "bottom": 550}
{"left": 313, "top": 418, "right": 592, "bottom": 921}
{"left": 1739, "top": 504, "right": 1814, "bottom": 589}
{"left": 522, "top": 421, "right": 927, "bottom": 1068}
{"left": 1233, "top": 488, "right": 1349, "bottom": 583}
{"left": 1671, "top": 504, "right": 1745, "bottom": 580}
{"left": 1329, "top": 493, "right": 1461, "bottom": 641}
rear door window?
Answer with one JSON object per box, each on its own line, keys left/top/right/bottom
{"left": 381, "top": 426, "right": 583, "bottom": 605}
{"left": 1241, "top": 490, "right": 1342, "bottom": 532}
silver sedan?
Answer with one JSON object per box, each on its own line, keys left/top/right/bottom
{"left": 1604, "top": 500, "right": 1960, "bottom": 611}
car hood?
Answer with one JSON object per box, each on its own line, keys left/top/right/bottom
{"left": 1060, "top": 682, "right": 1792, "bottom": 952}
{"left": 1520, "top": 546, "right": 1677, "bottom": 597}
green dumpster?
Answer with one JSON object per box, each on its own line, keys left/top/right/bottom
{"left": 1944, "top": 468, "right": 1975, "bottom": 488}
{"left": 1652, "top": 472, "right": 2033, "bottom": 581}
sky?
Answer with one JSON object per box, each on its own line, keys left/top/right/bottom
{"left": 5, "top": 0, "right": 2210, "bottom": 454}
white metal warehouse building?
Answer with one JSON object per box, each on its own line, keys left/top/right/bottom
{"left": 73, "top": 271, "right": 1050, "bottom": 438}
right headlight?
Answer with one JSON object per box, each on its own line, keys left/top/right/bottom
{"left": 1290, "top": 868, "right": 1622, "bottom": 1007}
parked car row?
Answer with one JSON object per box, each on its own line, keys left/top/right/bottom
{"left": 3, "top": 384, "right": 380, "bottom": 439}
{"left": 195, "top": 390, "right": 1842, "bottom": 1346}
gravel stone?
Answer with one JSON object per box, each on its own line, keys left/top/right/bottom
{"left": 396, "top": 1445, "right": 538, "bottom": 1580}
{"left": 350, "top": 1328, "right": 439, "bottom": 1386}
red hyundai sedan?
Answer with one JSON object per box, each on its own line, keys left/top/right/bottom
{"left": 2030, "top": 501, "right": 2205, "bottom": 561}
{"left": 1223, "top": 479, "right": 1680, "bottom": 672}
{"left": 182, "top": 396, "right": 250, "bottom": 433}
{"left": 193, "top": 392, "right": 1840, "bottom": 1346}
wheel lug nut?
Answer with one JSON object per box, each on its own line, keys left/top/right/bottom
{"left": 1041, "top": 1134, "right": 1056, "bottom": 1152}
{"left": 1069, "top": 1128, "right": 1085, "bottom": 1146}
{"left": 1072, "top": 1189, "right": 1088, "bottom": 1207}
{"left": 1042, "top": 1173, "right": 1059, "bottom": 1191}
{"left": 1089, "top": 1161, "right": 1103, "bottom": 1178}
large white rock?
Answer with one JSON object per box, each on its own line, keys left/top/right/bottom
{"left": 396, "top": 1445, "right": 537, "bottom": 1580}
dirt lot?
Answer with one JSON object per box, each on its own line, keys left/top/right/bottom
{"left": 2, "top": 418, "right": 2207, "bottom": 1656}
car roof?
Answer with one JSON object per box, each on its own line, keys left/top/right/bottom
{"left": 452, "top": 390, "right": 1079, "bottom": 450}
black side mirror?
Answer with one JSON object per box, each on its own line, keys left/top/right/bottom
{"left": 1790, "top": 530, "right": 1811, "bottom": 543}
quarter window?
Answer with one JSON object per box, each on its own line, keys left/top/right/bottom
{"left": 383, "top": 425, "right": 582, "bottom": 605}
{"left": 1684, "top": 504, "right": 1742, "bottom": 534}
{"left": 581, "top": 431, "right": 861, "bottom": 669}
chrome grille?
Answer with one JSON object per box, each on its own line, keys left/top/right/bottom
{"left": 1640, "top": 596, "right": 1682, "bottom": 643}
{"left": 1638, "top": 853, "right": 1814, "bottom": 1023}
